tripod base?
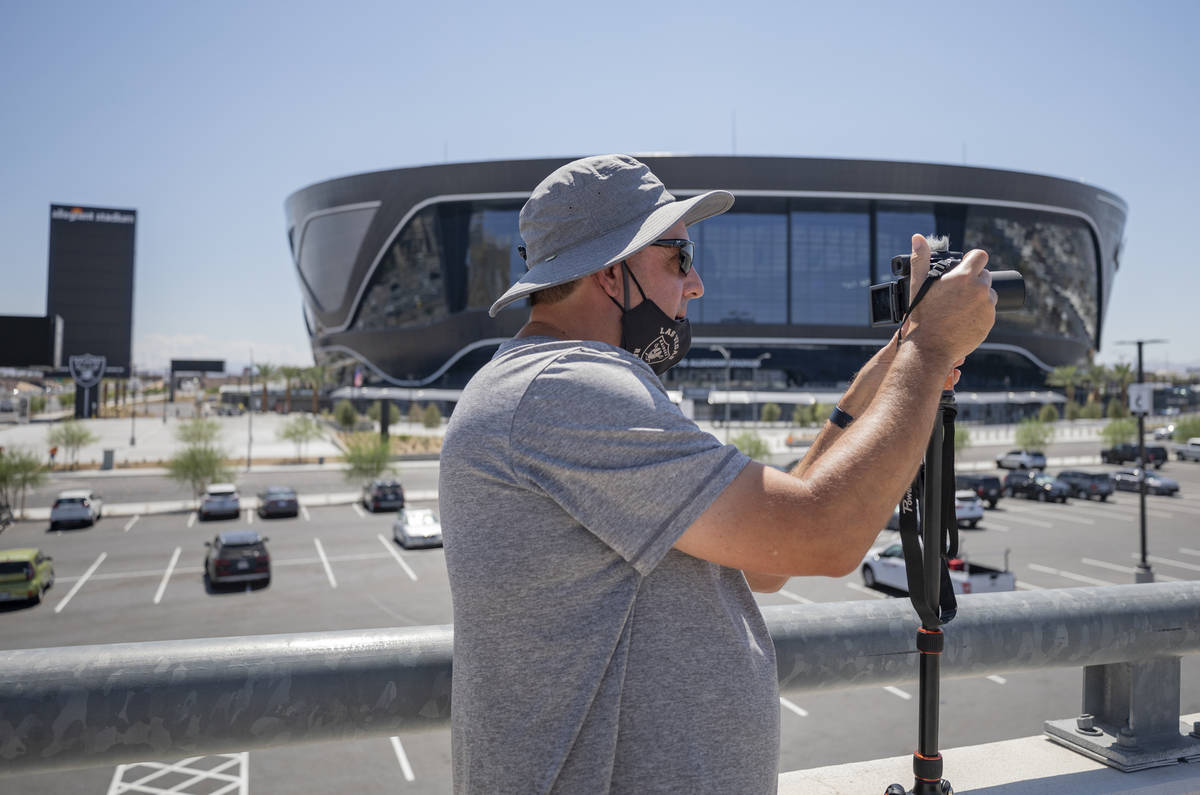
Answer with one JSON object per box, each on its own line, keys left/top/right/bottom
{"left": 884, "top": 779, "right": 953, "bottom": 795}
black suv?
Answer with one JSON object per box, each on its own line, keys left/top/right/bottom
{"left": 1100, "top": 443, "right": 1167, "bottom": 468}
{"left": 1055, "top": 470, "right": 1114, "bottom": 501}
{"left": 1003, "top": 470, "right": 1070, "bottom": 502}
{"left": 955, "top": 474, "right": 1002, "bottom": 508}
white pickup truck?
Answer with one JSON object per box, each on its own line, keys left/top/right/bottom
{"left": 860, "top": 542, "right": 1016, "bottom": 595}
{"left": 1177, "top": 438, "right": 1200, "bottom": 462}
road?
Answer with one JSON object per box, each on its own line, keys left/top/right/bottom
{"left": 3, "top": 458, "right": 1199, "bottom": 793}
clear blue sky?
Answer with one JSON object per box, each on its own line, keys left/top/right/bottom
{"left": 2, "top": 0, "right": 1196, "bottom": 372}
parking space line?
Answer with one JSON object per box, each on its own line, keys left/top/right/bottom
{"left": 1181, "top": 548, "right": 1200, "bottom": 558}
{"left": 980, "top": 522, "right": 1010, "bottom": 532}
{"left": 300, "top": 505, "right": 311, "bottom": 521}
{"left": 777, "top": 589, "right": 813, "bottom": 604}
{"left": 883, "top": 686, "right": 912, "bottom": 700}
{"left": 352, "top": 503, "right": 366, "bottom": 518}
{"left": 1004, "top": 504, "right": 1095, "bottom": 525}
{"left": 1137, "top": 553, "right": 1200, "bottom": 573}
{"left": 153, "top": 547, "right": 182, "bottom": 605}
{"left": 779, "top": 696, "right": 809, "bottom": 717}
{"left": 993, "top": 513, "right": 1053, "bottom": 528}
{"left": 314, "top": 538, "right": 338, "bottom": 588}
{"left": 986, "top": 675, "right": 1007, "bottom": 685}
{"left": 1089, "top": 501, "right": 1175, "bottom": 520}
{"left": 54, "top": 552, "right": 107, "bottom": 613}
{"left": 245, "top": 509, "right": 253, "bottom": 525}
{"left": 1015, "top": 581, "right": 1043, "bottom": 590}
{"left": 377, "top": 534, "right": 419, "bottom": 582}
{"left": 389, "top": 736, "right": 415, "bottom": 782}
{"left": 187, "top": 512, "right": 197, "bottom": 528}
{"left": 1081, "top": 557, "right": 1181, "bottom": 581}
{"left": 123, "top": 515, "right": 140, "bottom": 532}
{"left": 845, "top": 582, "right": 888, "bottom": 599}
{"left": 1027, "top": 563, "right": 1114, "bottom": 586}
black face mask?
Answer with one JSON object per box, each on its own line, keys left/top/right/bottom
{"left": 607, "top": 261, "right": 692, "bottom": 376}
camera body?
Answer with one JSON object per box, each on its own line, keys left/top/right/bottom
{"left": 869, "top": 249, "right": 1026, "bottom": 326}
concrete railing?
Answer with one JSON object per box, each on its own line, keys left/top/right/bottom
{"left": 1, "top": 582, "right": 1197, "bottom": 776}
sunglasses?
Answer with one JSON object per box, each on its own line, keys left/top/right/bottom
{"left": 651, "top": 239, "right": 695, "bottom": 275}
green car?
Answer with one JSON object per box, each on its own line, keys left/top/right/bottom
{"left": 0, "top": 548, "right": 55, "bottom": 605}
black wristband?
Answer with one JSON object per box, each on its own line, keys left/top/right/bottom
{"left": 829, "top": 405, "right": 855, "bottom": 429}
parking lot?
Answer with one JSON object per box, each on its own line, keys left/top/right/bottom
{"left": 3, "top": 458, "right": 1200, "bottom": 793}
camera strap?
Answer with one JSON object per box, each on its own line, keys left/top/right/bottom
{"left": 896, "top": 258, "right": 957, "bottom": 343}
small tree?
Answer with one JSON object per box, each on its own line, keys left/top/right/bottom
{"left": 1065, "top": 401, "right": 1082, "bottom": 421}
{"left": 1172, "top": 417, "right": 1200, "bottom": 441}
{"left": 1106, "top": 397, "right": 1128, "bottom": 419}
{"left": 1014, "top": 418, "right": 1054, "bottom": 450}
{"left": 168, "top": 444, "right": 233, "bottom": 499}
{"left": 407, "top": 402, "right": 423, "bottom": 425}
{"left": 421, "top": 403, "right": 443, "bottom": 429}
{"left": 277, "top": 415, "right": 324, "bottom": 462}
{"left": 176, "top": 417, "right": 222, "bottom": 445}
{"left": 953, "top": 425, "right": 972, "bottom": 455}
{"left": 730, "top": 432, "right": 769, "bottom": 461}
{"left": 791, "top": 404, "right": 810, "bottom": 426}
{"left": 1081, "top": 399, "right": 1104, "bottom": 420}
{"left": 29, "top": 395, "right": 47, "bottom": 414}
{"left": 46, "top": 420, "right": 98, "bottom": 470}
{"left": 343, "top": 432, "right": 391, "bottom": 483}
{"left": 334, "top": 399, "right": 358, "bottom": 430}
{"left": 1100, "top": 418, "right": 1137, "bottom": 448}
{"left": 1038, "top": 403, "right": 1060, "bottom": 423}
{"left": 0, "top": 447, "right": 48, "bottom": 519}
{"left": 760, "top": 402, "right": 781, "bottom": 424}
{"left": 813, "top": 403, "right": 835, "bottom": 427}
{"left": 367, "top": 401, "right": 400, "bottom": 425}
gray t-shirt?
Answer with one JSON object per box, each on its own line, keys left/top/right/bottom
{"left": 440, "top": 337, "right": 779, "bottom": 794}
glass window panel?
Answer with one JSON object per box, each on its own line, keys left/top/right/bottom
{"left": 790, "top": 209, "right": 870, "bottom": 325}
{"left": 692, "top": 212, "right": 787, "bottom": 324}
{"left": 297, "top": 206, "right": 378, "bottom": 312}
{"left": 875, "top": 203, "right": 936, "bottom": 282}
{"left": 964, "top": 206, "right": 1097, "bottom": 343}
{"left": 466, "top": 205, "right": 526, "bottom": 311}
{"left": 352, "top": 205, "right": 447, "bottom": 330}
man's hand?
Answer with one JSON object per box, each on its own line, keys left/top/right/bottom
{"left": 902, "top": 234, "right": 996, "bottom": 368}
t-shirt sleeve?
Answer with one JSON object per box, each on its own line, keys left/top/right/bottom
{"left": 509, "top": 347, "right": 751, "bottom": 576}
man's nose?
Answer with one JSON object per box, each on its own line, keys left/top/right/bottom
{"left": 684, "top": 266, "right": 704, "bottom": 299}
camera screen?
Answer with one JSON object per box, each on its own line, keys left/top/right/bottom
{"left": 870, "top": 283, "right": 899, "bottom": 327}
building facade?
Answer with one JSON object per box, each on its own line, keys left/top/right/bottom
{"left": 285, "top": 156, "right": 1126, "bottom": 422}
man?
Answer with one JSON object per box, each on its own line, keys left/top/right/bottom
{"left": 439, "top": 154, "right": 996, "bottom": 793}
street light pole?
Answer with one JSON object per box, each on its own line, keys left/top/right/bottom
{"left": 1116, "top": 338, "right": 1167, "bottom": 584}
{"left": 247, "top": 349, "right": 254, "bottom": 472}
{"left": 129, "top": 370, "right": 136, "bottom": 447}
{"left": 752, "top": 352, "right": 771, "bottom": 428}
{"left": 709, "top": 345, "right": 731, "bottom": 443}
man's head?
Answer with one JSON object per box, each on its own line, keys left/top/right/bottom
{"left": 488, "top": 155, "right": 734, "bottom": 317}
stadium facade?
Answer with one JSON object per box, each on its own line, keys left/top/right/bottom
{"left": 284, "top": 156, "right": 1126, "bottom": 422}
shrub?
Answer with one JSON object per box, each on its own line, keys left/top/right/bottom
{"left": 953, "top": 425, "right": 972, "bottom": 455}
{"left": 343, "top": 432, "right": 391, "bottom": 482}
{"left": 176, "top": 418, "right": 221, "bottom": 445}
{"left": 1014, "top": 418, "right": 1054, "bottom": 450}
{"left": 277, "top": 415, "right": 324, "bottom": 461}
{"left": 760, "top": 403, "right": 781, "bottom": 423}
{"left": 1106, "top": 398, "right": 1128, "bottom": 419}
{"left": 1172, "top": 417, "right": 1200, "bottom": 441}
{"left": 730, "top": 432, "right": 769, "bottom": 461}
{"left": 367, "top": 401, "right": 401, "bottom": 424}
{"left": 46, "top": 420, "right": 98, "bottom": 470}
{"left": 421, "top": 403, "right": 443, "bottom": 429}
{"left": 334, "top": 399, "right": 358, "bottom": 430}
{"left": 1038, "top": 403, "right": 1060, "bottom": 423}
{"left": 407, "top": 402, "right": 422, "bottom": 425}
{"left": 792, "top": 404, "right": 813, "bottom": 426}
{"left": 1081, "top": 400, "right": 1103, "bottom": 420}
{"left": 1065, "top": 401, "right": 1082, "bottom": 421}
{"left": 1100, "top": 418, "right": 1137, "bottom": 447}
{"left": 0, "top": 446, "right": 48, "bottom": 516}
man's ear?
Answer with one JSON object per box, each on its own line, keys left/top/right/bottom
{"left": 593, "top": 264, "right": 622, "bottom": 301}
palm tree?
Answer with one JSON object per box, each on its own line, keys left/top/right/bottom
{"left": 1045, "top": 365, "right": 1081, "bottom": 404}
{"left": 280, "top": 365, "right": 304, "bottom": 414}
{"left": 1110, "top": 362, "right": 1136, "bottom": 401}
{"left": 306, "top": 364, "right": 330, "bottom": 415}
{"left": 1084, "top": 363, "right": 1110, "bottom": 405}
{"left": 256, "top": 363, "right": 277, "bottom": 414}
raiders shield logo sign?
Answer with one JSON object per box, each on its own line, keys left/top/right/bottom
{"left": 637, "top": 328, "right": 679, "bottom": 365}
{"left": 68, "top": 354, "right": 107, "bottom": 389}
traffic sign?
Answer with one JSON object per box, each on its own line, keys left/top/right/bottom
{"left": 1127, "top": 383, "right": 1153, "bottom": 416}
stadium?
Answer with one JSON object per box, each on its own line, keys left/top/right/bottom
{"left": 284, "top": 156, "right": 1126, "bottom": 422}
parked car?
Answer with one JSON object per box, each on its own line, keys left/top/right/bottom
{"left": 392, "top": 508, "right": 443, "bottom": 549}
{"left": 199, "top": 484, "right": 241, "bottom": 520}
{"left": 1176, "top": 438, "right": 1200, "bottom": 462}
{"left": 1111, "top": 468, "right": 1180, "bottom": 496}
{"left": 954, "top": 490, "right": 984, "bottom": 528}
{"left": 0, "top": 548, "right": 55, "bottom": 605}
{"left": 362, "top": 479, "right": 405, "bottom": 512}
{"left": 1153, "top": 423, "right": 1175, "bottom": 440}
{"left": 48, "top": 489, "right": 103, "bottom": 530}
{"left": 1055, "top": 470, "right": 1114, "bottom": 501}
{"left": 204, "top": 530, "right": 271, "bottom": 586}
{"left": 1003, "top": 470, "right": 1070, "bottom": 502}
{"left": 256, "top": 486, "right": 299, "bottom": 518}
{"left": 860, "top": 543, "right": 1015, "bottom": 595}
{"left": 1100, "top": 443, "right": 1166, "bottom": 468}
{"left": 996, "top": 449, "right": 1046, "bottom": 470}
{"left": 955, "top": 474, "right": 1003, "bottom": 508}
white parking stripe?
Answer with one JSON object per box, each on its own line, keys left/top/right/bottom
{"left": 376, "top": 534, "right": 419, "bottom": 582}
{"left": 245, "top": 509, "right": 253, "bottom": 524}
{"left": 187, "top": 512, "right": 197, "bottom": 528}
{"left": 779, "top": 696, "right": 809, "bottom": 717}
{"left": 1004, "top": 504, "right": 1095, "bottom": 525}
{"left": 1015, "top": 581, "right": 1043, "bottom": 590}
{"left": 777, "top": 589, "right": 813, "bottom": 604}
{"left": 1027, "top": 563, "right": 1114, "bottom": 586}
{"left": 883, "top": 686, "right": 912, "bottom": 700}
{"left": 389, "top": 737, "right": 415, "bottom": 782}
{"left": 1180, "top": 548, "right": 1200, "bottom": 558}
{"left": 994, "top": 513, "right": 1053, "bottom": 528}
{"left": 981, "top": 522, "right": 1010, "bottom": 532}
{"left": 314, "top": 538, "right": 338, "bottom": 588}
{"left": 1090, "top": 501, "right": 1175, "bottom": 520}
{"left": 845, "top": 582, "right": 888, "bottom": 599}
{"left": 1081, "top": 557, "right": 1181, "bottom": 581}
{"left": 352, "top": 503, "right": 366, "bottom": 518}
{"left": 54, "top": 552, "right": 107, "bottom": 613}
{"left": 154, "top": 547, "right": 182, "bottom": 604}
{"left": 123, "top": 515, "right": 140, "bottom": 532}
{"left": 300, "top": 505, "right": 311, "bottom": 521}
{"left": 986, "top": 675, "right": 1007, "bottom": 685}
{"left": 1138, "top": 553, "right": 1200, "bottom": 573}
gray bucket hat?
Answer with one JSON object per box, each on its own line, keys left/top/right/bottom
{"left": 488, "top": 154, "right": 734, "bottom": 316}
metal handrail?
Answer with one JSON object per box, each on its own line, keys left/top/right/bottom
{"left": 1, "top": 582, "right": 1197, "bottom": 776}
